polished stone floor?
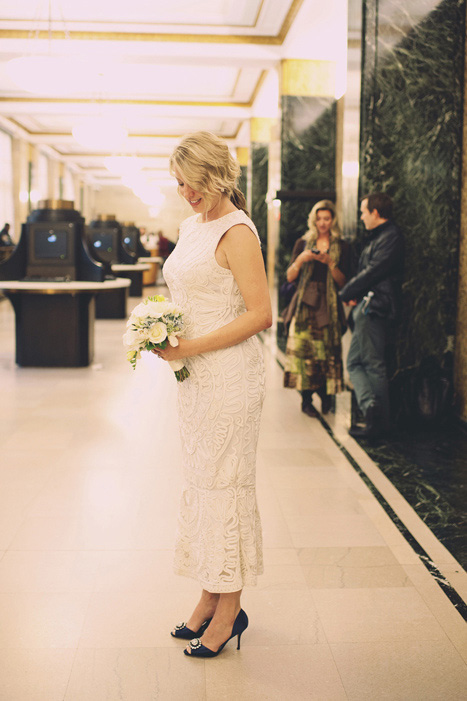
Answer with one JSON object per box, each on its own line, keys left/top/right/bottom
{"left": 0, "top": 292, "right": 466, "bottom": 700}
{"left": 355, "top": 427, "right": 467, "bottom": 570}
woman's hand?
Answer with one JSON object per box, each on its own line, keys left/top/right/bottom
{"left": 311, "top": 250, "right": 331, "bottom": 266}
{"left": 152, "top": 337, "right": 191, "bottom": 361}
{"left": 299, "top": 250, "right": 314, "bottom": 264}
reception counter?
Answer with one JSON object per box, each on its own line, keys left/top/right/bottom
{"left": 0, "top": 278, "right": 131, "bottom": 367}
{"left": 139, "top": 255, "right": 163, "bottom": 286}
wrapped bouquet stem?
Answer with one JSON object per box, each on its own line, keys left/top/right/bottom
{"left": 123, "top": 294, "right": 190, "bottom": 382}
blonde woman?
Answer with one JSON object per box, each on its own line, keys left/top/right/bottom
{"left": 283, "top": 200, "right": 350, "bottom": 416}
{"left": 154, "top": 132, "right": 271, "bottom": 658}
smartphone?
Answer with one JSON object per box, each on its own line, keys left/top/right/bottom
{"left": 311, "top": 247, "right": 320, "bottom": 254}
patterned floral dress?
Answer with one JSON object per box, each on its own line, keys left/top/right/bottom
{"left": 162, "top": 209, "right": 265, "bottom": 593}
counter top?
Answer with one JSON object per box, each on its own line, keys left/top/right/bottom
{"left": 0, "top": 278, "right": 131, "bottom": 293}
{"left": 112, "top": 263, "right": 151, "bottom": 272}
{"left": 138, "top": 256, "right": 163, "bottom": 264}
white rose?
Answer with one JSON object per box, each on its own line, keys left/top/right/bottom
{"left": 168, "top": 334, "right": 179, "bottom": 347}
{"left": 144, "top": 300, "right": 165, "bottom": 318}
{"left": 147, "top": 322, "right": 168, "bottom": 345}
{"left": 130, "top": 302, "right": 151, "bottom": 318}
{"left": 122, "top": 328, "right": 145, "bottom": 351}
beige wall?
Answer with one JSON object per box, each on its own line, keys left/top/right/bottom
{"left": 93, "top": 185, "right": 189, "bottom": 241}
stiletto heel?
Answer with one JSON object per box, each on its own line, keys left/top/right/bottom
{"left": 184, "top": 609, "right": 249, "bottom": 658}
{"left": 171, "top": 618, "right": 211, "bottom": 640}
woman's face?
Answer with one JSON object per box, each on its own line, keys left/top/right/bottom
{"left": 315, "top": 209, "right": 333, "bottom": 235}
{"left": 173, "top": 166, "right": 205, "bottom": 212}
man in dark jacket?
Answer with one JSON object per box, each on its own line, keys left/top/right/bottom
{"left": 339, "top": 193, "right": 404, "bottom": 438}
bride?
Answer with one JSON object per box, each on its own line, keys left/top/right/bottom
{"left": 154, "top": 131, "right": 271, "bottom": 658}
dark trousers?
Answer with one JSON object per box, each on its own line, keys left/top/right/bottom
{"left": 347, "top": 302, "right": 390, "bottom": 429}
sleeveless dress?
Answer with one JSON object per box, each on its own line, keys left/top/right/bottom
{"left": 162, "top": 209, "right": 265, "bottom": 593}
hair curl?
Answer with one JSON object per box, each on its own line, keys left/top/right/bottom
{"left": 169, "top": 131, "right": 249, "bottom": 216}
{"left": 303, "top": 199, "right": 341, "bottom": 242}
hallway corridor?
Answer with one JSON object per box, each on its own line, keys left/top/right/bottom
{"left": 0, "top": 295, "right": 466, "bottom": 700}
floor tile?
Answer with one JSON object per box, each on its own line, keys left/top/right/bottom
{"left": 312, "top": 587, "right": 448, "bottom": 643}
{"left": 298, "top": 546, "right": 412, "bottom": 588}
{"left": 65, "top": 647, "right": 206, "bottom": 701}
{"left": 242, "top": 590, "right": 327, "bottom": 646}
{"left": 0, "top": 551, "right": 101, "bottom": 593}
{"left": 0, "top": 649, "right": 75, "bottom": 701}
{"left": 205, "top": 645, "right": 347, "bottom": 701}
{"left": 0, "top": 592, "right": 90, "bottom": 648}
{"left": 331, "top": 640, "right": 467, "bottom": 700}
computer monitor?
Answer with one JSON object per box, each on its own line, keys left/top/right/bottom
{"left": 34, "top": 229, "right": 69, "bottom": 260}
{"left": 88, "top": 228, "right": 119, "bottom": 265}
{"left": 122, "top": 229, "right": 138, "bottom": 255}
{"left": 26, "top": 222, "right": 76, "bottom": 279}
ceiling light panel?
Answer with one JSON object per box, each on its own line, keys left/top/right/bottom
{"left": 1, "top": 0, "right": 263, "bottom": 30}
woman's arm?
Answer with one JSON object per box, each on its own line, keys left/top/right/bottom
{"left": 157, "top": 224, "right": 272, "bottom": 361}
{"left": 286, "top": 240, "right": 313, "bottom": 283}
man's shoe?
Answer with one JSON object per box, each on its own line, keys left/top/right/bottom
{"left": 349, "top": 424, "right": 380, "bottom": 439}
{"left": 365, "top": 402, "right": 381, "bottom": 431}
{"left": 349, "top": 402, "right": 383, "bottom": 438}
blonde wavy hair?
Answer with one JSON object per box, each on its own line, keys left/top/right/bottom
{"left": 303, "top": 199, "right": 341, "bottom": 242}
{"left": 169, "top": 131, "right": 249, "bottom": 215}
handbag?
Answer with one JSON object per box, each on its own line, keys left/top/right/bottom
{"left": 279, "top": 279, "right": 297, "bottom": 306}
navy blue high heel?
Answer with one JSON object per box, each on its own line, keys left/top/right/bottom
{"left": 184, "top": 609, "right": 248, "bottom": 658}
{"left": 171, "top": 618, "right": 211, "bottom": 640}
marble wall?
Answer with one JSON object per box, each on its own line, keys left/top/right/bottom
{"left": 358, "top": 0, "right": 465, "bottom": 376}
{"left": 238, "top": 165, "right": 248, "bottom": 210}
{"left": 277, "top": 95, "right": 337, "bottom": 347}
{"left": 251, "top": 143, "right": 268, "bottom": 260}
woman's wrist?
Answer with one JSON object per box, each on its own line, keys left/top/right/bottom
{"left": 290, "top": 260, "right": 300, "bottom": 273}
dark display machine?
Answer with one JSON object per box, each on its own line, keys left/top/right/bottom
{"left": 87, "top": 216, "right": 137, "bottom": 267}
{"left": 122, "top": 222, "right": 150, "bottom": 258}
{"left": 0, "top": 200, "right": 105, "bottom": 282}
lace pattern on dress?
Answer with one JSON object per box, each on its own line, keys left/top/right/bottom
{"left": 163, "top": 210, "right": 265, "bottom": 592}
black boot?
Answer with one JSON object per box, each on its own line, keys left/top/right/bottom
{"left": 317, "top": 385, "right": 332, "bottom": 414}
{"left": 349, "top": 401, "right": 383, "bottom": 438}
{"left": 301, "top": 390, "right": 318, "bottom": 417}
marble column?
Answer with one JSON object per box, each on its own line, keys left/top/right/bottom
{"left": 455, "top": 17, "right": 467, "bottom": 424}
{"left": 358, "top": 0, "right": 465, "bottom": 408}
{"left": 250, "top": 117, "right": 275, "bottom": 260}
{"left": 236, "top": 146, "right": 249, "bottom": 212}
{"left": 277, "top": 59, "right": 337, "bottom": 346}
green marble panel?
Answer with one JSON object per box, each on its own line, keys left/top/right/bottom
{"left": 359, "top": 0, "right": 465, "bottom": 371}
{"left": 238, "top": 165, "right": 248, "bottom": 209}
{"left": 277, "top": 96, "right": 337, "bottom": 347}
{"left": 251, "top": 143, "right": 268, "bottom": 260}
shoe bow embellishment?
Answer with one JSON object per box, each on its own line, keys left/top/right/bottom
{"left": 189, "top": 638, "right": 202, "bottom": 649}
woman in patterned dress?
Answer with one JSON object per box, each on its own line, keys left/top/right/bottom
{"left": 155, "top": 132, "right": 272, "bottom": 658}
{"left": 283, "top": 200, "right": 350, "bottom": 416}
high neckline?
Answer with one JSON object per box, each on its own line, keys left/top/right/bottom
{"left": 196, "top": 209, "right": 241, "bottom": 224}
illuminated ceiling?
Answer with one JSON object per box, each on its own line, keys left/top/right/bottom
{"left": 0, "top": 0, "right": 344, "bottom": 186}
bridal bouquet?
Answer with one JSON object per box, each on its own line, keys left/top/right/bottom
{"left": 123, "top": 294, "right": 190, "bottom": 382}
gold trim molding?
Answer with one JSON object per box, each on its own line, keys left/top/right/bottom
{"left": 281, "top": 59, "right": 336, "bottom": 97}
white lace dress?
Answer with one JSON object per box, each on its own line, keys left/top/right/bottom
{"left": 163, "top": 209, "right": 265, "bottom": 593}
